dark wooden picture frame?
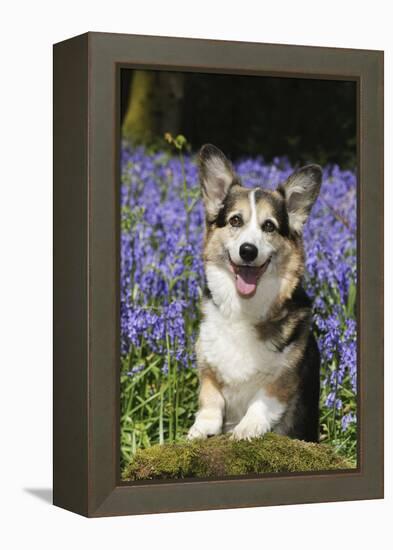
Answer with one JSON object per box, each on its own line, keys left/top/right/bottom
{"left": 53, "top": 32, "right": 384, "bottom": 517}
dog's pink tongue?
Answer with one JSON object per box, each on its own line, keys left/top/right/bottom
{"left": 235, "top": 267, "right": 259, "bottom": 296}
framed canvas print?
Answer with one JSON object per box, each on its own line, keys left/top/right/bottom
{"left": 53, "top": 32, "right": 384, "bottom": 517}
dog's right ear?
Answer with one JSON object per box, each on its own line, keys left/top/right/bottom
{"left": 199, "top": 144, "right": 239, "bottom": 221}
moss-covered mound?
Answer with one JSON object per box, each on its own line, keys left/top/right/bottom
{"left": 123, "top": 433, "right": 352, "bottom": 480}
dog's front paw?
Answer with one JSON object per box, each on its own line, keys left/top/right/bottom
{"left": 231, "top": 416, "right": 269, "bottom": 441}
{"left": 187, "top": 424, "right": 208, "bottom": 440}
{"left": 187, "top": 413, "right": 223, "bottom": 440}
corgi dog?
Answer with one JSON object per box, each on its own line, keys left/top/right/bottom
{"left": 188, "top": 144, "right": 322, "bottom": 443}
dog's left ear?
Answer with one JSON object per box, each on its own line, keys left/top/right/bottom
{"left": 199, "top": 144, "right": 239, "bottom": 221}
{"left": 279, "top": 164, "right": 322, "bottom": 233}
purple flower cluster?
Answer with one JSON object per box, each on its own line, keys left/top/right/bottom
{"left": 120, "top": 145, "right": 357, "bottom": 441}
{"left": 120, "top": 148, "right": 203, "bottom": 371}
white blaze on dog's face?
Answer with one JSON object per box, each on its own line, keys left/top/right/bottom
{"left": 199, "top": 144, "right": 322, "bottom": 309}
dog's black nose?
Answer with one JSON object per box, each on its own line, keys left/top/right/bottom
{"left": 239, "top": 243, "right": 258, "bottom": 262}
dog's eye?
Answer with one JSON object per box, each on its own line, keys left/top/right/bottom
{"left": 262, "top": 220, "right": 276, "bottom": 233}
{"left": 229, "top": 215, "right": 243, "bottom": 228}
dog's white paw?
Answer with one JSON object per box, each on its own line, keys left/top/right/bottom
{"left": 187, "top": 424, "right": 207, "bottom": 440}
{"left": 231, "top": 416, "right": 269, "bottom": 441}
{"left": 187, "top": 414, "right": 222, "bottom": 440}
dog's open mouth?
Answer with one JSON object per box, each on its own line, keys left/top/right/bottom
{"left": 229, "top": 257, "right": 271, "bottom": 297}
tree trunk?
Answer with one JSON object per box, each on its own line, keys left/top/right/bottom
{"left": 122, "top": 70, "right": 185, "bottom": 145}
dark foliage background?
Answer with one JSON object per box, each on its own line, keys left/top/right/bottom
{"left": 121, "top": 70, "right": 356, "bottom": 167}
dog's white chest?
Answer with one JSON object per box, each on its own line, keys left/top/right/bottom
{"left": 199, "top": 301, "right": 287, "bottom": 387}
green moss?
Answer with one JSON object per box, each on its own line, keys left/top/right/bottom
{"left": 122, "top": 433, "right": 353, "bottom": 481}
